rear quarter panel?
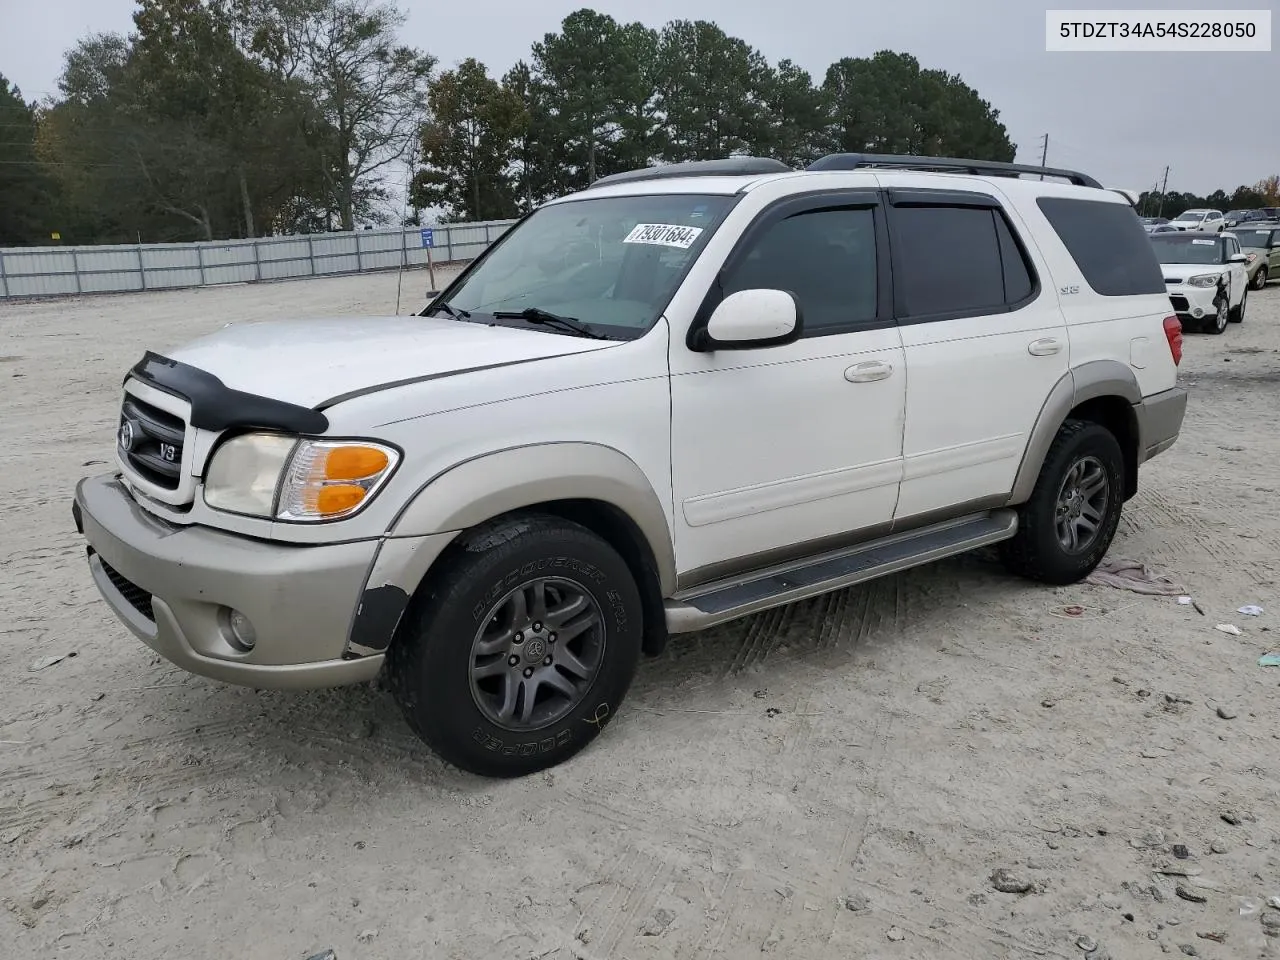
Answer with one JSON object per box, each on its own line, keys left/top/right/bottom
{"left": 1005, "top": 182, "right": 1179, "bottom": 398}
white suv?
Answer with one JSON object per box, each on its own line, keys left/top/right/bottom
{"left": 1170, "top": 208, "right": 1225, "bottom": 232}
{"left": 73, "top": 153, "right": 1188, "bottom": 777}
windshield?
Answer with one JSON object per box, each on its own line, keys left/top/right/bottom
{"left": 1233, "top": 229, "right": 1273, "bottom": 249}
{"left": 1226, "top": 210, "right": 1249, "bottom": 219}
{"left": 1151, "top": 235, "right": 1224, "bottom": 264}
{"left": 437, "top": 193, "right": 734, "bottom": 338}
{"left": 1174, "top": 211, "right": 1204, "bottom": 222}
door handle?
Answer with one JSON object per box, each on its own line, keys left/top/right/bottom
{"left": 1027, "top": 338, "right": 1064, "bottom": 357}
{"left": 844, "top": 360, "right": 893, "bottom": 383}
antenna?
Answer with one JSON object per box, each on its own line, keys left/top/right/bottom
{"left": 394, "top": 134, "right": 421, "bottom": 315}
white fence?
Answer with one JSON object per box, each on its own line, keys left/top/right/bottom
{"left": 0, "top": 219, "right": 518, "bottom": 299}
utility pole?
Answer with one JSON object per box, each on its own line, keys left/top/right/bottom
{"left": 1038, "top": 134, "right": 1048, "bottom": 180}
{"left": 1156, "top": 165, "right": 1170, "bottom": 217}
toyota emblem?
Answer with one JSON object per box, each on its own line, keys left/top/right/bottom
{"left": 118, "top": 419, "right": 138, "bottom": 452}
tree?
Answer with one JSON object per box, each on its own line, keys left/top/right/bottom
{"left": 0, "top": 75, "right": 60, "bottom": 245}
{"left": 291, "top": 0, "right": 436, "bottom": 230}
{"left": 412, "top": 58, "right": 527, "bottom": 221}
{"left": 527, "top": 10, "right": 661, "bottom": 191}
{"left": 654, "top": 20, "right": 773, "bottom": 162}
{"left": 1256, "top": 175, "right": 1280, "bottom": 205}
{"left": 608, "top": 22, "right": 663, "bottom": 173}
{"left": 824, "top": 51, "right": 1014, "bottom": 161}
{"left": 1228, "top": 185, "right": 1265, "bottom": 209}
{"left": 502, "top": 60, "right": 559, "bottom": 209}
{"left": 757, "top": 59, "right": 830, "bottom": 167}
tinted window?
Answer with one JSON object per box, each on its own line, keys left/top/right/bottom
{"left": 891, "top": 205, "right": 1035, "bottom": 318}
{"left": 1235, "top": 229, "right": 1272, "bottom": 249}
{"left": 722, "top": 207, "right": 877, "bottom": 333}
{"left": 994, "top": 213, "right": 1035, "bottom": 302}
{"left": 1036, "top": 197, "right": 1167, "bottom": 296}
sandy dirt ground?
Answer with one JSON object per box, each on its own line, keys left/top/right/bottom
{"left": 3, "top": 269, "right": 1280, "bottom": 960}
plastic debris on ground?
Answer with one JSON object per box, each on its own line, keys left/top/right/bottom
{"left": 1238, "top": 604, "right": 1264, "bottom": 617}
{"left": 1215, "top": 624, "right": 1243, "bottom": 636}
{"left": 1178, "top": 596, "right": 1194, "bottom": 605}
{"left": 1085, "top": 557, "right": 1186, "bottom": 596}
{"left": 29, "top": 652, "right": 76, "bottom": 672}
{"left": 1259, "top": 653, "right": 1280, "bottom": 667}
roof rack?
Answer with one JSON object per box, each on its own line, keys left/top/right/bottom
{"left": 590, "top": 157, "right": 793, "bottom": 188}
{"left": 805, "top": 153, "right": 1103, "bottom": 189}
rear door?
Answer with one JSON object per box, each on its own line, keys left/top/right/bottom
{"left": 883, "top": 185, "right": 1069, "bottom": 520}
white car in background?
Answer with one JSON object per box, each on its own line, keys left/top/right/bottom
{"left": 1170, "top": 209, "right": 1225, "bottom": 232}
{"left": 1152, "top": 230, "right": 1250, "bottom": 334}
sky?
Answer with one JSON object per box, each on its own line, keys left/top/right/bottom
{"left": 1, "top": 0, "right": 1276, "bottom": 198}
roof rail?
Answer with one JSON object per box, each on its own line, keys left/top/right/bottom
{"left": 805, "top": 152, "right": 1103, "bottom": 189}
{"left": 590, "top": 157, "right": 793, "bottom": 188}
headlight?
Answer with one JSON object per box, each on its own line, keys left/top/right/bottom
{"left": 204, "top": 433, "right": 399, "bottom": 522}
{"left": 1186, "top": 273, "right": 1221, "bottom": 288}
{"left": 1245, "top": 253, "right": 1257, "bottom": 263}
{"left": 204, "top": 434, "right": 296, "bottom": 517}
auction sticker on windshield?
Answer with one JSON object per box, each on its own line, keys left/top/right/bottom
{"left": 623, "top": 223, "right": 704, "bottom": 249}
{"left": 1192, "top": 239, "right": 1215, "bottom": 245}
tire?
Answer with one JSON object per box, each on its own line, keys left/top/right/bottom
{"left": 1205, "top": 295, "right": 1229, "bottom": 334}
{"left": 1000, "top": 420, "right": 1125, "bottom": 585}
{"left": 1229, "top": 287, "right": 1247, "bottom": 323}
{"left": 387, "top": 514, "right": 644, "bottom": 777}
{"left": 1252, "top": 266, "right": 1268, "bottom": 291}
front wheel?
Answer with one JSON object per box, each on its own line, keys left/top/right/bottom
{"left": 1000, "top": 420, "right": 1125, "bottom": 585}
{"left": 387, "top": 514, "right": 644, "bottom": 777}
{"left": 1252, "top": 266, "right": 1269, "bottom": 291}
{"left": 1205, "top": 295, "right": 1229, "bottom": 334}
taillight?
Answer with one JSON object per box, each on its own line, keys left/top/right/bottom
{"left": 1163, "top": 315, "right": 1183, "bottom": 365}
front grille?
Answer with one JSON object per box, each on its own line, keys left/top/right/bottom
{"left": 119, "top": 395, "right": 185, "bottom": 490}
{"left": 98, "top": 556, "right": 156, "bottom": 622}
{"left": 1169, "top": 295, "right": 1189, "bottom": 311}
{"left": 1165, "top": 278, "right": 1181, "bottom": 285}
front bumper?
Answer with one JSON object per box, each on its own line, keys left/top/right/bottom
{"left": 1135, "top": 386, "right": 1188, "bottom": 463}
{"left": 1165, "top": 283, "right": 1219, "bottom": 323}
{"left": 73, "top": 474, "right": 384, "bottom": 689}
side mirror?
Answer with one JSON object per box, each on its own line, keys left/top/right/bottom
{"left": 693, "top": 288, "right": 802, "bottom": 351}
{"left": 1228, "top": 253, "right": 1248, "bottom": 264}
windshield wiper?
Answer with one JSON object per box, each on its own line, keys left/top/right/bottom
{"left": 423, "top": 300, "right": 471, "bottom": 320}
{"left": 491, "top": 307, "right": 608, "bottom": 340}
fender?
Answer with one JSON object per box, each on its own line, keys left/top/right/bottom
{"left": 1007, "top": 360, "right": 1141, "bottom": 504}
{"left": 344, "top": 443, "right": 677, "bottom": 658}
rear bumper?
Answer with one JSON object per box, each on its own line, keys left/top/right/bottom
{"left": 1135, "top": 386, "right": 1187, "bottom": 463}
{"left": 74, "top": 473, "right": 384, "bottom": 689}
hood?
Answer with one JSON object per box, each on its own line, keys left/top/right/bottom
{"left": 164, "top": 316, "right": 617, "bottom": 409}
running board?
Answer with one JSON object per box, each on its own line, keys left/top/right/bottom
{"left": 664, "top": 510, "right": 1018, "bottom": 634}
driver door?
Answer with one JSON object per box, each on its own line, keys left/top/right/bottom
{"left": 668, "top": 193, "right": 906, "bottom": 585}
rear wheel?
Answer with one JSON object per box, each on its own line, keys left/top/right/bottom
{"left": 387, "top": 514, "right": 644, "bottom": 777}
{"left": 1000, "top": 420, "right": 1125, "bottom": 585}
